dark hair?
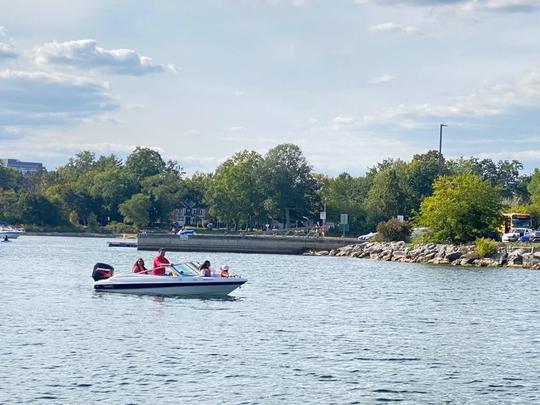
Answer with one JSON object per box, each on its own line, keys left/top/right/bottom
{"left": 200, "top": 260, "right": 211, "bottom": 269}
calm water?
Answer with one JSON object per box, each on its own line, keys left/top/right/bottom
{"left": 1, "top": 236, "right": 539, "bottom": 404}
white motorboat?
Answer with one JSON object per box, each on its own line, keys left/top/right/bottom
{"left": 0, "top": 225, "right": 25, "bottom": 239}
{"left": 92, "top": 262, "right": 247, "bottom": 296}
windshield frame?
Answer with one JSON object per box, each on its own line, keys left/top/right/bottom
{"left": 169, "top": 262, "right": 200, "bottom": 277}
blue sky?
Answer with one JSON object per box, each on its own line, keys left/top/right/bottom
{"left": 1, "top": 0, "right": 540, "bottom": 175}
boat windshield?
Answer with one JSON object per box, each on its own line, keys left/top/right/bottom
{"left": 170, "top": 262, "right": 200, "bottom": 277}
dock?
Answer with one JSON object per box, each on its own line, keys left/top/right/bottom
{"left": 137, "top": 233, "right": 357, "bottom": 255}
{"left": 108, "top": 241, "right": 138, "bottom": 248}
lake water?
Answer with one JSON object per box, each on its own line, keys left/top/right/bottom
{"left": 1, "top": 236, "right": 539, "bottom": 404}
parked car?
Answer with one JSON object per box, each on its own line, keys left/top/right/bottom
{"left": 502, "top": 232, "right": 520, "bottom": 243}
{"left": 177, "top": 229, "right": 196, "bottom": 236}
{"left": 530, "top": 227, "right": 540, "bottom": 243}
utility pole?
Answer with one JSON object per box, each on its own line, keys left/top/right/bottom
{"left": 438, "top": 123, "right": 448, "bottom": 175}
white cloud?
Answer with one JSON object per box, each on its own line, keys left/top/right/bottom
{"left": 353, "top": 71, "right": 540, "bottom": 129}
{"left": 368, "top": 22, "right": 419, "bottom": 35}
{"left": 252, "top": 0, "right": 310, "bottom": 6}
{"left": 34, "top": 39, "right": 174, "bottom": 75}
{"left": 0, "top": 42, "right": 17, "bottom": 59}
{"left": 0, "top": 69, "right": 118, "bottom": 127}
{"left": 368, "top": 74, "right": 395, "bottom": 84}
{"left": 332, "top": 116, "right": 357, "bottom": 125}
{"left": 227, "top": 126, "right": 244, "bottom": 132}
{"left": 0, "top": 27, "right": 17, "bottom": 59}
{"left": 361, "top": 0, "right": 539, "bottom": 13}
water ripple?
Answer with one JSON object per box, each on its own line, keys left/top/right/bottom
{"left": 1, "top": 236, "right": 539, "bottom": 404}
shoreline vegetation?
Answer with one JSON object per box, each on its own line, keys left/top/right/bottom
{"left": 305, "top": 241, "right": 540, "bottom": 270}
{"left": 2, "top": 144, "right": 540, "bottom": 248}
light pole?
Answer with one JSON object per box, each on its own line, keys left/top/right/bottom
{"left": 438, "top": 123, "right": 448, "bottom": 174}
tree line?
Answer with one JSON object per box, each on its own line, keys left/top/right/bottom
{"left": 1, "top": 143, "right": 540, "bottom": 242}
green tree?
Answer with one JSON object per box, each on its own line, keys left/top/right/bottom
{"left": 119, "top": 193, "right": 151, "bottom": 228}
{"left": 364, "top": 160, "right": 413, "bottom": 229}
{"left": 449, "top": 157, "right": 524, "bottom": 201}
{"left": 319, "top": 173, "right": 369, "bottom": 234}
{"left": 0, "top": 190, "right": 21, "bottom": 222}
{"left": 528, "top": 168, "right": 540, "bottom": 204}
{"left": 141, "top": 172, "right": 186, "bottom": 225}
{"left": 259, "top": 144, "right": 319, "bottom": 227}
{"left": 0, "top": 166, "right": 24, "bottom": 191}
{"left": 17, "top": 193, "right": 62, "bottom": 226}
{"left": 408, "top": 150, "right": 445, "bottom": 208}
{"left": 416, "top": 173, "right": 502, "bottom": 243}
{"left": 125, "top": 147, "right": 166, "bottom": 182}
{"left": 206, "top": 151, "right": 264, "bottom": 229}
{"left": 88, "top": 167, "right": 137, "bottom": 222}
{"left": 184, "top": 172, "right": 211, "bottom": 207}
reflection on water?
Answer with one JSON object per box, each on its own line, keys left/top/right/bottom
{"left": 1, "top": 236, "right": 539, "bottom": 404}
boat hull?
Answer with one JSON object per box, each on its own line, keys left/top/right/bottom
{"left": 94, "top": 277, "right": 246, "bottom": 296}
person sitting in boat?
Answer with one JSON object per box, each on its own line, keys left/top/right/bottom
{"left": 219, "top": 264, "right": 230, "bottom": 278}
{"left": 132, "top": 258, "right": 147, "bottom": 274}
{"left": 2, "top": 235, "right": 8, "bottom": 242}
{"left": 199, "top": 260, "right": 212, "bottom": 277}
{"left": 152, "top": 248, "right": 171, "bottom": 276}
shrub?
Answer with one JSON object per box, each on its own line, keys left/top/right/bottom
{"left": 376, "top": 218, "right": 412, "bottom": 242}
{"left": 106, "top": 221, "right": 139, "bottom": 234}
{"left": 475, "top": 237, "right": 498, "bottom": 258}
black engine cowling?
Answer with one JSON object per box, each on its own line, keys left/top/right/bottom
{"left": 92, "top": 263, "right": 114, "bottom": 281}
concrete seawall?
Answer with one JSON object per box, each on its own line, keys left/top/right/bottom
{"left": 137, "top": 233, "right": 358, "bottom": 255}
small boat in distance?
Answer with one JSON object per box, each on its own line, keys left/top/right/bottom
{"left": 92, "top": 262, "right": 247, "bottom": 296}
{"left": 0, "top": 222, "right": 25, "bottom": 239}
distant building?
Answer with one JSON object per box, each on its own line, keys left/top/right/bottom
{"left": 0, "top": 159, "right": 43, "bottom": 174}
{"left": 172, "top": 201, "right": 208, "bottom": 227}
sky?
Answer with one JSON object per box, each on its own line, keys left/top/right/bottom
{"left": 1, "top": 0, "right": 540, "bottom": 176}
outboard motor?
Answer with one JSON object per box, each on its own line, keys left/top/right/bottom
{"left": 92, "top": 263, "right": 114, "bottom": 281}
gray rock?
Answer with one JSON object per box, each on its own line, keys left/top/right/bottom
{"left": 445, "top": 251, "right": 462, "bottom": 261}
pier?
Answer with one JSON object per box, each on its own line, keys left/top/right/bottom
{"left": 137, "top": 233, "right": 357, "bottom": 255}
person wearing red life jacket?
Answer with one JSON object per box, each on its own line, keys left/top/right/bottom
{"left": 132, "top": 258, "right": 148, "bottom": 273}
{"left": 152, "top": 248, "right": 170, "bottom": 276}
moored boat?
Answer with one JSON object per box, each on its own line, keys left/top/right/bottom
{"left": 92, "top": 261, "right": 247, "bottom": 296}
{"left": 0, "top": 224, "right": 25, "bottom": 239}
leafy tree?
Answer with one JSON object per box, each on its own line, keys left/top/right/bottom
{"left": 416, "top": 173, "right": 502, "bottom": 243}
{"left": 141, "top": 172, "right": 186, "bottom": 225}
{"left": 408, "top": 150, "right": 445, "bottom": 208}
{"left": 58, "top": 151, "right": 97, "bottom": 182}
{"left": 449, "top": 157, "right": 524, "bottom": 200}
{"left": 184, "top": 173, "right": 211, "bottom": 207}
{"left": 319, "top": 173, "right": 369, "bottom": 234}
{"left": 125, "top": 147, "right": 166, "bottom": 182}
{"left": 0, "top": 166, "right": 23, "bottom": 191}
{"left": 259, "top": 144, "right": 319, "bottom": 227}
{"left": 119, "top": 193, "right": 151, "bottom": 228}
{"left": 364, "top": 160, "right": 413, "bottom": 229}
{"left": 17, "top": 193, "right": 62, "bottom": 226}
{"left": 0, "top": 190, "right": 21, "bottom": 222}
{"left": 528, "top": 168, "right": 540, "bottom": 204}
{"left": 88, "top": 167, "right": 137, "bottom": 222}
{"left": 206, "top": 151, "right": 264, "bottom": 229}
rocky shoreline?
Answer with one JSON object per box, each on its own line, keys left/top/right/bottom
{"left": 305, "top": 241, "right": 540, "bottom": 269}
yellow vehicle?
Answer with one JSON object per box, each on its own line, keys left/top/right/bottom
{"left": 499, "top": 213, "right": 532, "bottom": 234}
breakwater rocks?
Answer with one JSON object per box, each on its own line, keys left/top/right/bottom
{"left": 305, "top": 241, "right": 540, "bottom": 269}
